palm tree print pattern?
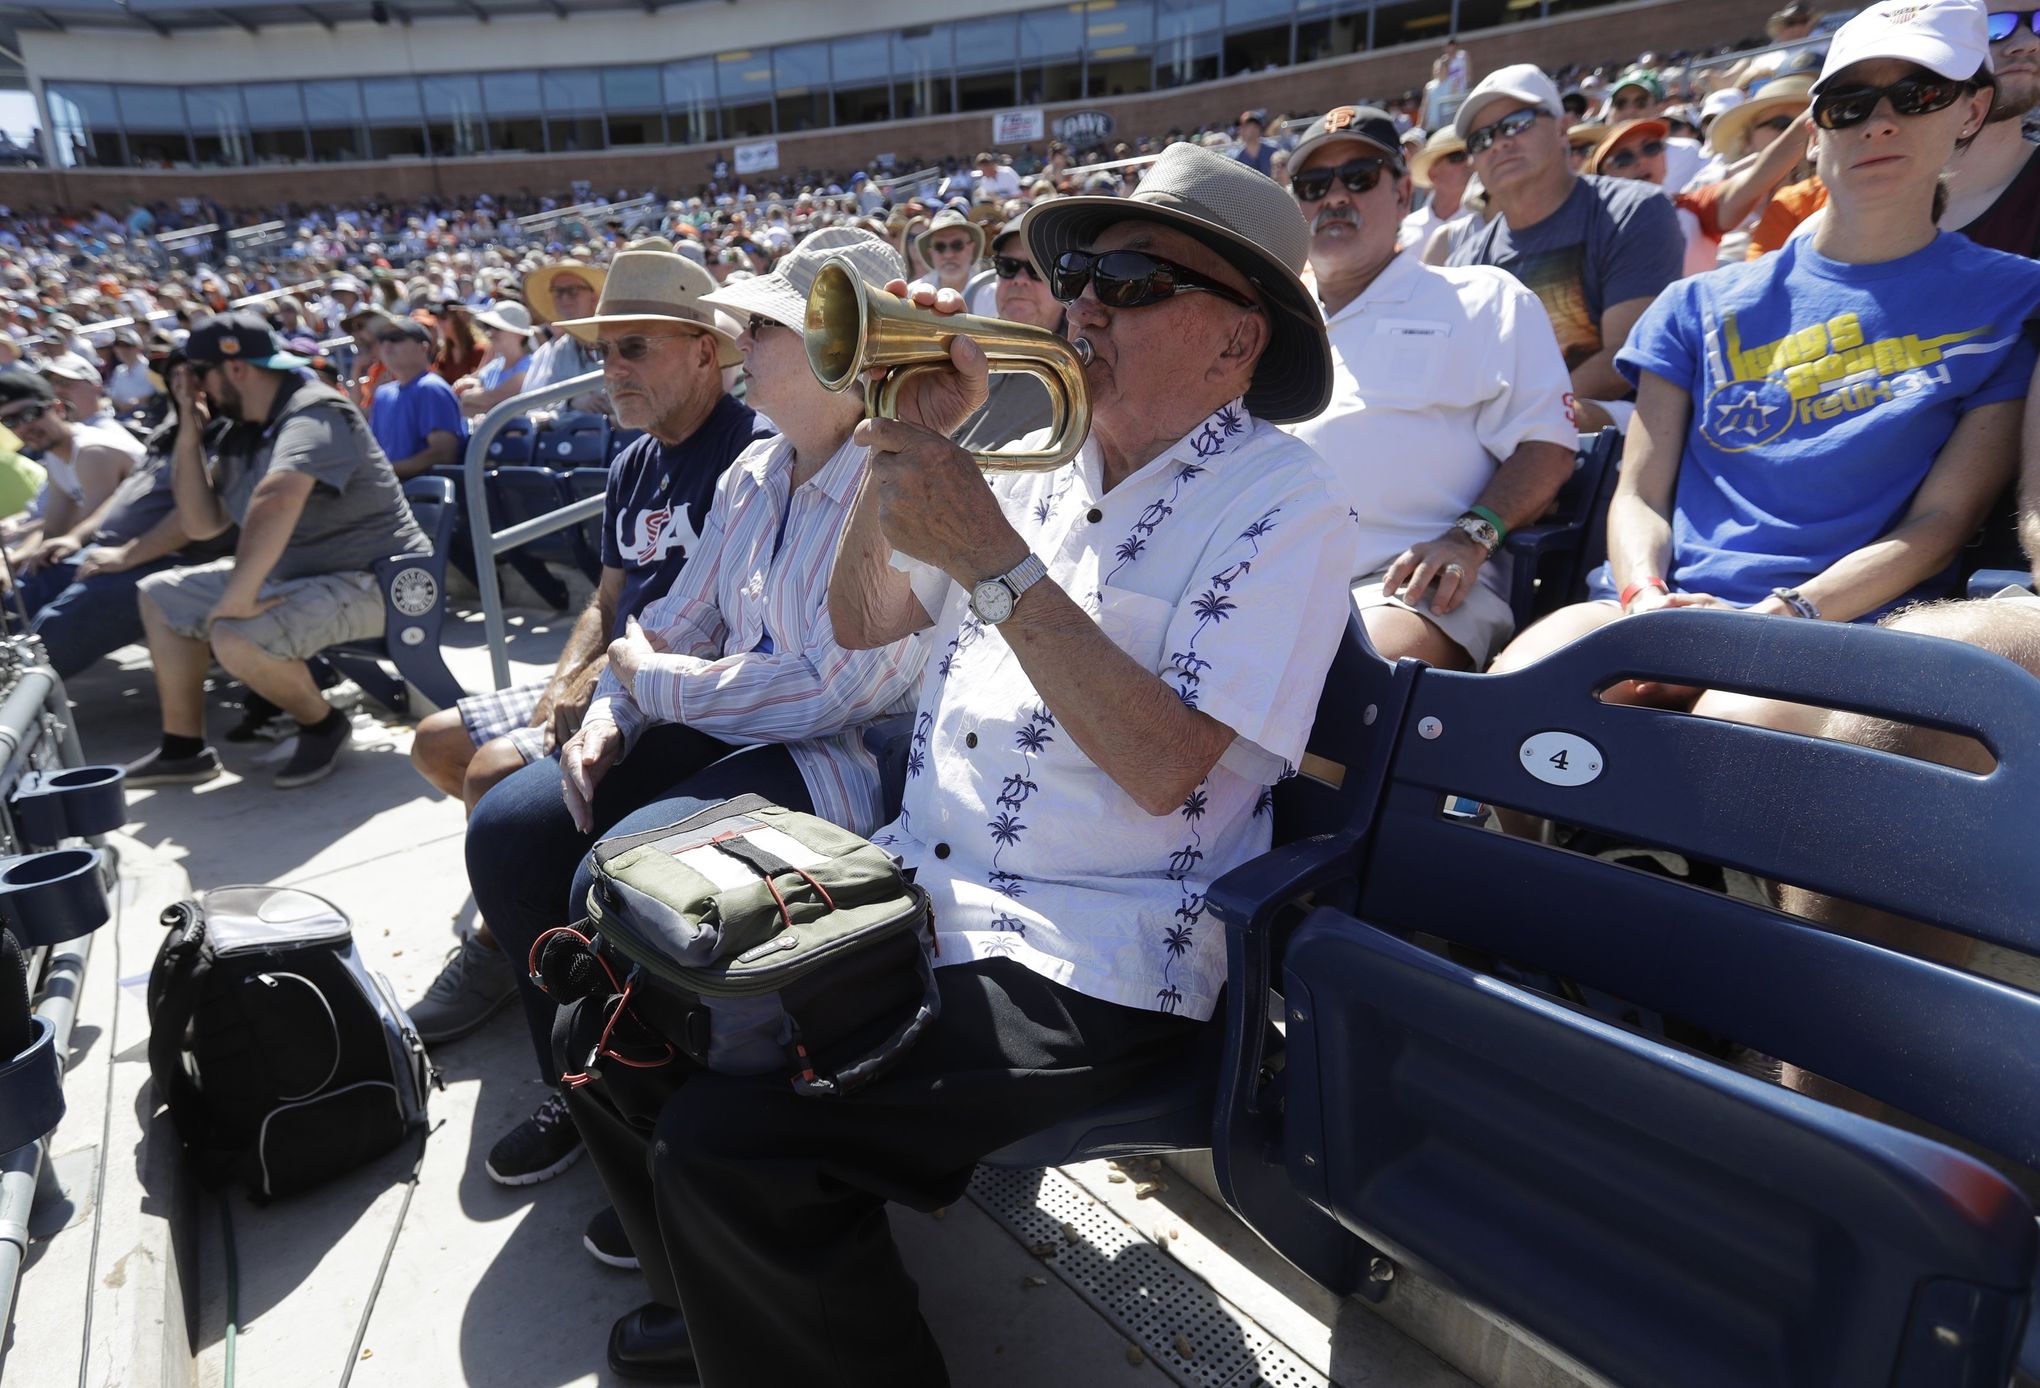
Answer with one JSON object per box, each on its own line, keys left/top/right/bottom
{"left": 986, "top": 704, "right": 1055, "bottom": 900}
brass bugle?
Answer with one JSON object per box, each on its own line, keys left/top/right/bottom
{"left": 803, "top": 257, "right": 1093, "bottom": 472}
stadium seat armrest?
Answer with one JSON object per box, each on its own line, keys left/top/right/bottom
{"left": 1502, "top": 522, "right": 1580, "bottom": 562}
{"left": 1966, "top": 568, "right": 2031, "bottom": 601}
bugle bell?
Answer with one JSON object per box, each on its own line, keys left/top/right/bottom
{"left": 803, "top": 257, "right": 1092, "bottom": 472}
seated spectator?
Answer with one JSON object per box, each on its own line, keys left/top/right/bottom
{"left": 462, "top": 229, "right": 925, "bottom": 1202}
{"left": 406, "top": 240, "right": 765, "bottom": 1044}
{"left": 13, "top": 354, "right": 233, "bottom": 678}
{"left": 1236, "top": 108, "right": 1277, "bottom": 175}
{"left": 369, "top": 317, "right": 467, "bottom": 480}
{"left": 41, "top": 351, "right": 115, "bottom": 426}
{"left": 1491, "top": 0, "right": 2036, "bottom": 742}
{"left": 909, "top": 208, "right": 984, "bottom": 297}
{"left": 341, "top": 303, "right": 392, "bottom": 412}
{"left": 1284, "top": 105, "right": 1575, "bottom": 669}
{"left": 1941, "top": 0, "right": 2040, "bottom": 255}
{"left": 1585, "top": 118, "right": 1720, "bottom": 275}
{"left": 955, "top": 203, "right": 1066, "bottom": 454}
{"left": 125, "top": 311, "right": 428, "bottom": 789}
{"left": 1691, "top": 74, "right": 1816, "bottom": 265}
{"left": 521, "top": 257, "right": 610, "bottom": 416}
{"left": 105, "top": 329, "right": 161, "bottom": 413}
{"left": 432, "top": 302, "right": 486, "bottom": 384}
{"left": 0, "top": 367, "right": 141, "bottom": 570}
{"left": 565, "top": 143, "right": 1357, "bottom": 1384}
{"left": 1565, "top": 121, "right": 1608, "bottom": 173}
{"left": 453, "top": 300, "right": 536, "bottom": 415}
{"left": 1400, "top": 127, "right": 1473, "bottom": 250}
{"left": 1448, "top": 64, "right": 1684, "bottom": 433}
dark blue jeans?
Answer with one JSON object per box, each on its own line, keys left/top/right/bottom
{"left": 465, "top": 722, "right": 812, "bottom": 1084}
{"left": 15, "top": 549, "right": 181, "bottom": 679}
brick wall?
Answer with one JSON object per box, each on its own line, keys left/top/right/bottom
{"left": 0, "top": 0, "right": 1780, "bottom": 213}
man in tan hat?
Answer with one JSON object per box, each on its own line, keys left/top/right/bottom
{"left": 611, "top": 141, "right": 1361, "bottom": 1386}
{"left": 407, "top": 237, "right": 766, "bottom": 1059}
{"left": 521, "top": 256, "right": 609, "bottom": 414}
{"left": 908, "top": 208, "right": 984, "bottom": 297}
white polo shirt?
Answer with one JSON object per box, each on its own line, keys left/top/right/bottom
{"left": 1285, "top": 249, "right": 1576, "bottom": 602}
{"left": 874, "top": 400, "right": 1357, "bottom": 1021}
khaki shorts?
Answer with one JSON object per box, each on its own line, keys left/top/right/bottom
{"left": 1353, "top": 569, "right": 1516, "bottom": 669}
{"left": 137, "top": 558, "right": 383, "bottom": 662}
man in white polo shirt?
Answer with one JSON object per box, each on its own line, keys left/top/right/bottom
{"left": 1283, "top": 103, "right": 1577, "bottom": 668}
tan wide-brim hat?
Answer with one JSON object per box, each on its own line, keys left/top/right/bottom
{"left": 523, "top": 258, "right": 609, "bottom": 325}
{"left": 915, "top": 209, "right": 987, "bottom": 265}
{"left": 1566, "top": 122, "right": 1609, "bottom": 152}
{"left": 1409, "top": 128, "right": 1468, "bottom": 189}
{"left": 1025, "top": 141, "right": 1331, "bottom": 425}
{"left": 1586, "top": 118, "right": 1671, "bottom": 175}
{"left": 550, "top": 238, "right": 742, "bottom": 368}
{"left": 702, "top": 226, "right": 905, "bottom": 333}
{"left": 1709, "top": 73, "right": 1814, "bottom": 161}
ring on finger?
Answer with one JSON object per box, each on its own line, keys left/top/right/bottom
{"left": 1444, "top": 563, "right": 1465, "bottom": 578}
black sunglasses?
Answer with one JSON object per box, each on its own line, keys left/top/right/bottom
{"left": 1755, "top": 114, "right": 1797, "bottom": 134}
{"left": 588, "top": 332, "right": 698, "bottom": 363}
{"left": 1811, "top": 72, "right": 1965, "bottom": 130}
{"left": 1466, "top": 107, "right": 1547, "bottom": 155}
{"left": 745, "top": 313, "right": 785, "bottom": 337}
{"left": 1049, "top": 249, "right": 1260, "bottom": 311}
{"left": 1437, "top": 150, "right": 1470, "bottom": 167}
{"left": 1988, "top": 8, "right": 2040, "bottom": 41}
{"left": 993, "top": 255, "right": 1041, "bottom": 282}
{"left": 0, "top": 402, "right": 48, "bottom": 427}
{"left": 1289, "top": 155, "right": 1395, "bottom": 202}
{"left": 376, "top": 332, "right": 420, "bottom": 345}
{"left": 927, "top": 238, "right": 974, "bottom": 255}
{"left": 1601, "top": 138, "right": 1667, "bottom": 171}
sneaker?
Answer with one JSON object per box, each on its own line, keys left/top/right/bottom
{"left": 123, "top": 746, "right": 223, "bottom": 788}
{"left": 408, "top": 933, "right": 519, "bottom": 1045}
{"left": 583, "top": 1205, "right": 640, "bottom": 1270}
{"left": 486, "top": 1092, "right": 582, "bottom": 1186}
{"left": 273, "top": 718, "right": 352, "bottom": 789}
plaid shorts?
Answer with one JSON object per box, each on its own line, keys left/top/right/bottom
{"left": 455, "top": 680, "right": 549, "bottom": 765}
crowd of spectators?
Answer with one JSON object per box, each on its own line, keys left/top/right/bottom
{"left": 1, "top": 0, "right": 2038, "bottom": 1379}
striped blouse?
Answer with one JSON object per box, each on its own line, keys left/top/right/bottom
{"left": 584, "top": 432, "right": 925, "bottom": 834}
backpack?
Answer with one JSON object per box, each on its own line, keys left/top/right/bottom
{"left": 146, "top": 885, "right": 437, "bottom": 1200}
{"left": 538, "top": 795, "right": 939, "bottom": 1101}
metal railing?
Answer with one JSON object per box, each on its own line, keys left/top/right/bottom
{"left": 463, "top": 370, "right": 609, "bottom": 691}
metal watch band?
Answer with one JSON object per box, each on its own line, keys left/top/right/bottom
{"left": 999, "top": 554, "right": 1049, "bottom": 605}
{"left": 1452, "top": 514, "right": 1500, "bottom": 556}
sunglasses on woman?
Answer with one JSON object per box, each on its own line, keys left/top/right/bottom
{"left": 1466, "top": 107, "right": 1547, "bottom": 155}
{"left": 1755, "top": 114, "right": 1797, "bottom": 134}
{"left": 1049, "top": 249, "right": 1259, "bottom": 311}
{"left": 928, "top": 238, "right": 973, "bottom": 256}
{"left": 1289, "top": 155, "right": 1395, "bottom": 202}
{"left": 1601, "top": 138, "right": 1667, "bottom": 171}
{"left": 1987, "top": 8, "right": 2040, "bottom": 41}
{"left": 588, "top": 332, "right": 698, "bottom": 363}
{"left": 993, "top": 256, "right": 1041, "bottom": 282}
{"left": 1811, "top": 72, "right": 1965, "bottom": 130}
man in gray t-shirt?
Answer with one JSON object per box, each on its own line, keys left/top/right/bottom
{"left": 129, "top": 311, "right": 429, "bottom": 791}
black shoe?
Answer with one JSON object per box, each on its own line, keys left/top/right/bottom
{"left": 123, "top": 746, "right": 223, "bottom": 788}
{"left": 583, "top": 1204, "right": 640, "bottom": 1270}
{"left": 484, "top": 1091, "right": 582, "bottom": 1186}
{"left": 273, "top": 716, "right": 351, "bottom": 789}
{"left": 607, "top": 1303, "right": 696, "bottom": 1383}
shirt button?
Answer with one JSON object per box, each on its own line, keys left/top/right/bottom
{"left": 965, "top": 732, "right": 978, "bottom": 748}
{"left": 934, "top": 842, "right": 951, "bottom": 859}
{"left": 1087, "top": 507, "right": 1103, "bottom": 523}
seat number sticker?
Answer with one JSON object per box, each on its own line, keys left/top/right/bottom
{"left": 1519, "top": 732, "right": 1603, "bottom": 787}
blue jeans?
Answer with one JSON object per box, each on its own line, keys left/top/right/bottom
{"left": 465, "top": 723, "right": 812, "bottom": 1084}
{"left": 16, "top": 549, "right": 180, "bottom": 679}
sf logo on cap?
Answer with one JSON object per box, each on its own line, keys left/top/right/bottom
{"left": 1325, "top": 107, "right": 1358, "bottom": 132}
{"left": 219, "top": 336, "right": 241, "bottom": 356}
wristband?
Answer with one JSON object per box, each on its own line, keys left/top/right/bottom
{"left": 1467, "top": 505, "right": 1509, "bottom": 542}
{"left": 1618, "top": 577, "right": 1668, "bottom": 611}
{"left": 1770, "top": 586, "right": 1821, "bottom": 620}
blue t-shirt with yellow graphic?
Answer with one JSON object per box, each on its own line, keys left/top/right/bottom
{"left": 1617, "top": 232, "right": 2040, "bottom": 610}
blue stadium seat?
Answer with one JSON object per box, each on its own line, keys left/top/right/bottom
{"left": 565, "top": 466, "right": 610, "bottom": 579}
{"left": 320, "top": 475, "right": 469, "bottom": 716}
{"left": 485, "top": 414, "right": 537, "bottom": 465}
{"left": 1968, "top": 569, "right": 2031, "bottom": 599}
{"left": 606, "top": 426, "right": 645, "bottom": 462}
{"left": 489, "top": 466, "right": 601, "bottom": 584}
{"left": 540, "top": 410, "right": 609, "bottom": 468}
{"left": 1501, "top": 426, "right": 1621, "bottom": 628}
{"left": 1219, "top": 607, "right": 2040, "bottom": 1387}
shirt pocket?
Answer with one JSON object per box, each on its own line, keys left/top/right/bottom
{"left": 1091, "top": 584, "right": 1175, "bottom": 674}
{"left": 1349, "top": 320, "right": 1457, "bottom": 408}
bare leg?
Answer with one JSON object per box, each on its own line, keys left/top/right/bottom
{"left": 1360, "top": 605, "right": 1474, "bottom": 670}
{"left": 411, "top": 707, "right": 476, "bottom": 798}
{"left": 209, "top": 624, "right": 328, "bottom": 725}
{"left": 138, "top": 591, "right": 215, "bottom": 740}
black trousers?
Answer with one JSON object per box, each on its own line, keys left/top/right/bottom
{"left": 566, "top": 957, "right": 1201, "bottom": 1387}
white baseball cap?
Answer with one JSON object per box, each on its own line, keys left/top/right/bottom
{"left": 1700, "top": 88, "right": 1748, "bottom": 123}
{"left": 1455, "top": 64, "right": 1567, "bottom": 140}
{"left": 1812, "top": 0, "right": 1995, "bottom": 94}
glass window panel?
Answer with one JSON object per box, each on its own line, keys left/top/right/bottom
{"left": 715, "top": 50, "right": 772, "bottom": 137}
{"left": 1224, "top": 0, "right": 1292, "bottom": 76}
{"left": 481, "top": 70, "right": 544, "bottom": 154}
{"left": 1374, "top": 0, "right": 1453, "bottom": 47}
{"left": 893, "top": 23, "right": 954, "bottom": 118}
{"left": 831, "top": 34, "right": 890, "bottom": 125}
{"left": 1020, "top": 7, "right": 1085, "bottom": 104}
{"left": 954, "top": 15, "right": 1016, "bottom": 110}
{"left": 1085, "top": 0, "right": 1154, "bottom": 97}
{"left": 543, "top": 69, "right": 603, "bottom": 151}
{"left": 359, "top": 77, "right": 424, "bottom": 158}
{"left": 663, "top": 58, "right": 717, "bottom": 144}
{"left": 605, "top": 66, "right": 662, "bottom": 146}
{"left": 774, "top": 41, "right": 829, "bottom": 131}
{"left": 420, "top": 73, "right": 482, "bottom": 158}
{"left": 45, "top": 82, "right": 121, "bottom": 168}
{"left": 302, "top": 80, "right": 364, "bottom": 162}
{"left": 1294, "top": 0, "right": 1367, "bottom": 62}
{"left": 1156, "top": 0, "right": 1221, "bottom": 86}
{"left": 1455, "top": 0, "right": 1543, "bottom": 27}
{"left": 187, "top": 85, "right": 248, "bottom": 166}
{"left": 116, "top": 86, "right": 190, "bottom": 165}
{"left": 241, "top": 83, "right": 307, "bottom": 163}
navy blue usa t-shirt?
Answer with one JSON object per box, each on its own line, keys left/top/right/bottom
{"left": 602, "top": 393, "right": 769, "bottom": 635}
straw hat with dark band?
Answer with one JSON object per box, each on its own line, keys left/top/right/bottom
{"left": 523, "top": 257, "right": 609, "bottom": 325}
{"left": 1024, "top": 141, "right": 1331, "bottom": 425}
{"left": 1708, "top": 73, "right": 1814, "bottom": 161}
{"left": 549, "top": 238, "right": 741, "bottom": 367}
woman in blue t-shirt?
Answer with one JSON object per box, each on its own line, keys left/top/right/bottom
{"left": 1491, "top": 0, "right": 2040, "bottom": 733}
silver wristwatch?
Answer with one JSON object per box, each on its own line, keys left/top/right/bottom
{"left": 1451, "top": 512, "right": 1501, "bottom": 556}
{"left": 969, "top": 554, "right": 1048, "bottom": 625}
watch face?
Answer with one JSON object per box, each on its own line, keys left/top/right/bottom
{"left": 971, "top": 578, "right": 1015, "bottom": 624}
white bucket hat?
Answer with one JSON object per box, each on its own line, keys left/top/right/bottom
{"left": 474, "top": 300, "right": 535, "bottom": 337}
{"left": 701, "top": 226, "right": 905, "bottom": 331}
